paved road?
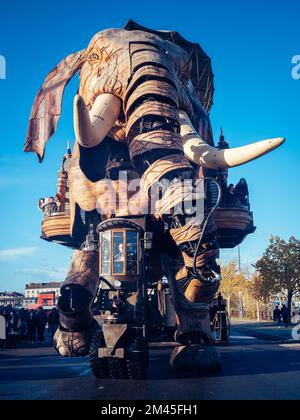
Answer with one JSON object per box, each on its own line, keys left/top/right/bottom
{"left": 1, "top": 323, "right": 300, "bottom": 400}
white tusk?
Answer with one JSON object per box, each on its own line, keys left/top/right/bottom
{"left": 179, "top": 110, "right": 285, "bottom": 169}
{"left": 74, "top": 93, "right": 121, "bottom": 148}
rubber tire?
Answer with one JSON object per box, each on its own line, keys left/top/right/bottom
{"left": 220, "top": 312, "right": 230, "bottom": 342}
{"left": 89, "top": 330, "right": 109, "bottom": 379}
{"left": 108, "top": 357, "right": 128, "bottom": 379}
{"left": 212, "top": 312, "right": 222, "bottom": 342}
{"left": 126, "top": 336, "right": 149, "bottom": 380}
{"left": 213, "top": 312, "right": 230, "bottom": 342}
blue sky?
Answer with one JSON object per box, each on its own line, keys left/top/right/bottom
{"left": 0, "top": 0, "right": 299, "bottom": 292}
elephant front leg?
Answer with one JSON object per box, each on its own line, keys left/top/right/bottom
{"left": 138, "top": 154, "right": 222, "bottom": 372}
{"left": 165, "top": 231, "right": 222, "bottom": 373}
{"left": 54, "top": 249, "right": 99, "bottom": 357}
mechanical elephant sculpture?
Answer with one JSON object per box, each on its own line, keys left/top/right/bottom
{"left": 24, "top": 21, "right": 284, "bottom": 373}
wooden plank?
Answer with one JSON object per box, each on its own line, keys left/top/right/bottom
{"left": 42, "top": 213, "right": 71, "bottom": 238}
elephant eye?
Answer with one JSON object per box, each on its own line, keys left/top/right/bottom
{"left": 90, "top": 53, "right": 99, "bottom": 60}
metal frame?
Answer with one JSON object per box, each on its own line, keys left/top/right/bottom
{"left": 99, "top": 228, "right": 140, "bottom": 277}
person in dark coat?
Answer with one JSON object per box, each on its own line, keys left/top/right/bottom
{"left": 6, "top": 312, "right": 18, "bottom": 348}
{"left": 217, "top": 292, "right": 226, "bottom": 311}
{"left": 273, "top": 306, "right": 281, "bottom": 325}
{"left": 36, "top": 308, "right": 47, "bottom": 343}
{"left": 48, "top": 308, "right": 59, "bottom": 337}
{"left": 235, "top": 178, "right": 249, "bottom": 207}
{"left": 18, "top": 309, "right": 28, "bottom": 343}
{"left": 48, "top": 197, "right": 58, "bottom": 215}
{"left": 27, "top": 310, "right": 37, "bottom": 343}
{"left": 226, "top": 184, "right": 237, "bottom": 206}
{"left": 281, "top": 305, "right": 289, "bottom": 328}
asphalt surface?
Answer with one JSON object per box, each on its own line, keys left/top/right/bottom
{"left": 1, "top": 322, "right": 300, "bottom": 400}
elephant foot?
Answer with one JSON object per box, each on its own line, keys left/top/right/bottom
{"left": 170, "top": 344, "right": 222, "bottom": 374}
{"left": 53, "top": 320, "right": 99, "bottom": 357}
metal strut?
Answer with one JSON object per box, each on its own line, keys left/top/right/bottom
{"left": 191, "top": 177, "right": 222, "bottom": 284}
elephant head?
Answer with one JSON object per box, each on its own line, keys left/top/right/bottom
{"left": 24, "top": 35, "right": 123, "bottom": 162}
{"left": 24, "top": 25, "right": 285, "bottom": 167}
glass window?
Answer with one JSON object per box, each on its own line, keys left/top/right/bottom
{"left": 101, "top": 231, "right": 111, "bottom": 275}
{"left": 113, "top": 232, "right": 125, "bottom": 274}
{"left": 126, "top": 231, "right": 138, "bottom": 274}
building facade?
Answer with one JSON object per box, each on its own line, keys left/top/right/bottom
{"left": 24, "top": 282, "right": 62, "bottom": 304}
{"left": 0, "top": 292, "right": 25, "bottom": 307}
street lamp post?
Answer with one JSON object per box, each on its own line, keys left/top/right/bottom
{"left": 239, "top": 291, "right": 244, "bottom": 321}
{"left": 238, "top": 245, "right": 241, "bottom": 273}
{"left": 256, "top": 301, "right": 260, "bottom": 322}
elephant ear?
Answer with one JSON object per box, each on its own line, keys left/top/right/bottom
{"left": 24, "top": 49, "right": 86, "bottom": 162}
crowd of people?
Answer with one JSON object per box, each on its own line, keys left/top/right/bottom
{"left": 225, "top": 178, "right": 249, "bottom": 207}
{"left": 273, "top": 305, "right": 293, "bottom": 328}
{"left": 218, "top": 176, "right": 250, "bottom": 208}
{"left": 38, "top": 197, "right": 60, "bottom": 217}
{"left": 0, "top": 306, "right": 59, "bottom": 349}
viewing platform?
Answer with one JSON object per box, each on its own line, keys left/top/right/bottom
{"left": 41, "top": 211, "right": 81, "bottom": 249}
{"left": 215, "top": 206, "right": 256, "bottom": 248}
{"left": 38, "top": 136, "right": 256, "bottom": 251}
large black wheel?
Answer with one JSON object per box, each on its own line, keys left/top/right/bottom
{"left": 212, "top": 311, "right": 230, "bottom": 342}
{"left": 212, "top": 312, "right": 221, "bottom": 342}
{"left": 223, "top": 312, "right": 231, "bottom": 342}
{"left": 108, "top": 357, "right": 128, "bottom": 379}
{"left": 90, "top": 331, "right": 149, "bottom": 380}
{"left": 89, "top": 330, "right": 109, "bottom": 379}
{"left": 126, "top": 336, "right": 149, "bottom": 380}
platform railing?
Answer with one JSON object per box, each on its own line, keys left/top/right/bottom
{"left": 41, "top": 201, "right": 70, "bottom": 219}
